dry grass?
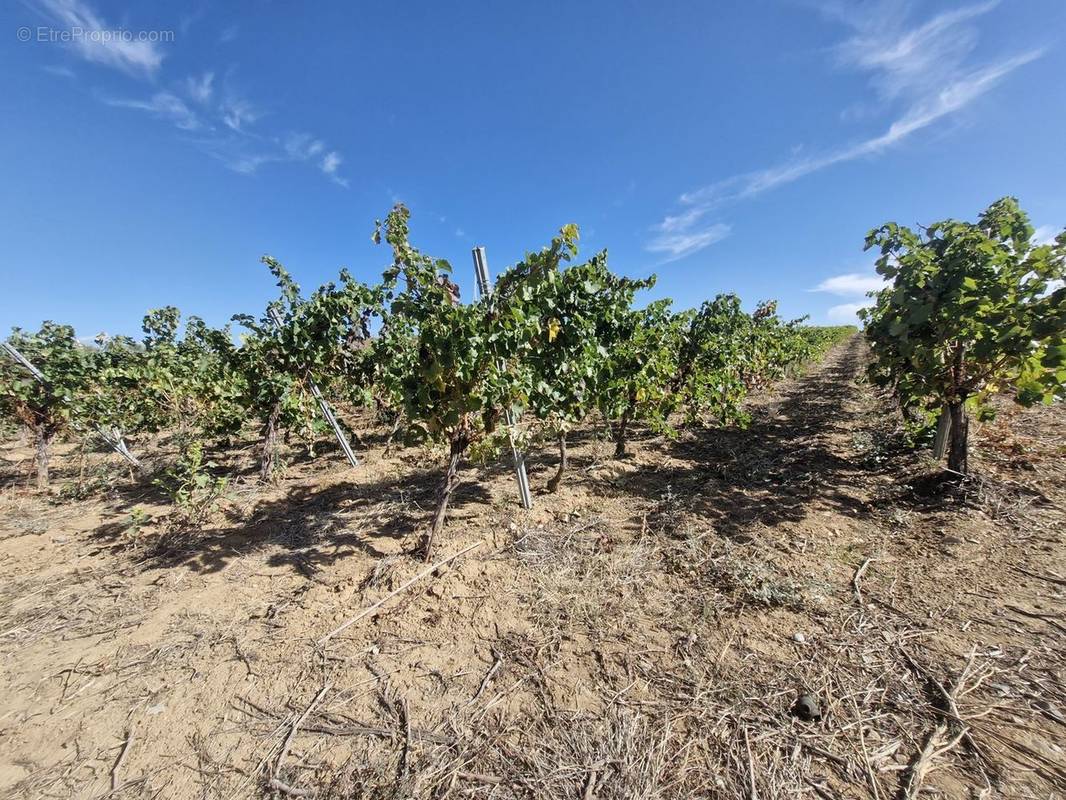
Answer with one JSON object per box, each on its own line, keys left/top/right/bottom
{"left": 510, "top": 517, "right": 667, "bottom": 638}
{"left": 2, "top": 339, "right": 1064, "bottom": 799}
{"left": 219, "top": 606, "right": 1051, "bottom": 800}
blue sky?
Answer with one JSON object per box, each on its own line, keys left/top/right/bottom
{"left": 2, "top": 0, "right": 1064, "bottom": 336}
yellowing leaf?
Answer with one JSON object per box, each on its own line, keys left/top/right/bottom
{"left": 547, "top": 318, "right": 562, "bottom": 342}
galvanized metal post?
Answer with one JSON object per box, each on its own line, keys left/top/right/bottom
{"left": 1, "top": 341, "right": 46, "bottom": 382}
{"left": 472, "top": 246, "right": 533, "bottom": 510}
{"left": 266, "top": 308, "right": 359, "bottom": 468}
{"left": 1, "top": 341, "right": 144, "bottom": 472}
{"left": 932, "top": 406, "right": 950, "bottom": 461}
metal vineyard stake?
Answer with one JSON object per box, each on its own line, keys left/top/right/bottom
{"left": 472, "top": 246, "right": 533, "bottom": 510}
{"left": 265, "top": 308, "right": 360, "bottom": 468}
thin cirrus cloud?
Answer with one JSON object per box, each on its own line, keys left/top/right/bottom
{"left": 646, "top": 224, "right": 732, "bottom": 263}
{"left": 826, "top": 302, "right": 868, "bottom": 323}
{"left": 31, "top": 0, "right": 165, "bottom": 77}
{"left": 645, "top": 207, "right": 731, "bottom": 263}
{"left": 42, "top": 63, "right": 77, "bottom": 79}
{"left": 185, "top": 72, "right": 215, "bottom": 104}
{"left": 830, "top": 0, "right": 1002, "bottom": 101}
{"left": 105, "top": 91, "right": 201, "bottom": 131}
{"left": 647, "top": 0, "right": 1045, "bottom": 262}
{"left": 192, "top": 130, "right": 348, "bottom": 188}
{"left": 811, "top": 270, "right": 888, "bottom": 323}
{"left": 319, "top": 151, "right": 347, "bottom": 187}
{"left": 105, "top": 81, "right": 349, "bottom": 185}
{"left": 31, "top": 0, "right": 348, "bottom": 187}
{"left": 1032, "top": 225, "right": 1062, "bottom": 247}
{"left": 220, "top": 97, "right": 260, "bottom": 133}
{"left": 281, "top": 134, "right": 348, "bottom": 186}
{"left": 811, "top": 273, "right": 887, "bottom": 296}
{"left": 678, "top": 49, "right": 1042, "bottom": 209}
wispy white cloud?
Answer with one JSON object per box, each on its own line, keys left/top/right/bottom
{"left": 811, "top": 272, "right": 887, "bottom": 296}
{"left": 830, "top": 0, "right": 1001, "bottom": 100}
{"left": 827, "top": 302, "right": 867, "bottom": 322}
{"left": 178, "top": 8, "right": 205, "bottom": 35}
{"left": 108, "top": 87, "right": 348, "bottom": 186}
{"left": 649, "top": 0, "right": 1044, "bottom": 259}
{"left": 185, "top": 72, "right": 215, "bottom": 104}
{"left": 33, "top": 2, "right": 349, "bottom": 187}
{"left": 221, "top": 153, "right": 278, "bottom": 175}
{"left": 646, "top": 218, "right": 731, "bottom": 262}
{"left": 647, "top": 202, "right": 731, "bottom": 262}
{"left": 679, "top": 48, "right": 1041, "bottom": 208}
{"left": 319, "top": 151, "right": 347, "bottom": 186}
{"left": 656, "top": 207, "right": 709, "bottom": 234}
{"left": 812, "top": 269, "right": 887, "bottom": 322}
{"left": 1032, "top": 225, "right": 1062, "bottom": 247}
{"left": 219, "top": 133, "right": 343, "bottom": 185}
{"left": 281, "top": 134, "right": 344, "bottom": 184}
{"left": 106, "top": 91, "right": 201, "bottom": 131}
{"left": 30, "top": 0, "right": 165, "bottom": 77}
{"left": 42, "top": 64, "right": 77, "bottom": 79}
{"left": 283, "top": 132, "right": 324, "bottom": 160}
{"left": 221, "top": 97, "right": 260, "bottom": 132}
{"left": 320, "top": 151, "right": 341, "bottom": 173}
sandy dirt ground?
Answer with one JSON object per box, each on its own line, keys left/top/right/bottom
{"left": 1, "top": 336, "right": 1063, "bottom": 799}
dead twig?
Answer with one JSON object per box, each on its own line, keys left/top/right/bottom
{"left": 233, "top": 697, "right": 455, "bottom": 745}
{"left": 467, "top": 649, "right": 504, "bottom": 706}
{"left": 308, "top": 719, "right": 452, "bottom": 745}
{"left": 898, "top": 649, "right": 981, "bottom": 800}
{"left": 1004, "top": 604, "right": 1066, "bottom": 634}
{"left": 856, "top": 715, "right": 882, "bottom": 800}
{"left": 743, "top": 725, "right": 758, "bottom": 800}
{"left": 317, "top": 542, "right": 482, "bottom": 645}
{"left": 456, "top": 771, "right": 504, "bottom": 785}
{"left": 583, "top": 769, "right": 599, "bottom": 799}
{"left": 900, "top": 722, "right": 949, "bottom": 800}
{"left": 852, "top": 557, "right": 873, "bottom": 604}
{"left": 267, "top": 777, "right": 314, "bottom": 797}
{"left": 275, "top": 685, "right": 331, "bottom": 782}
{"left": 1013, "top": 566, "right": 1066, "bottom": 586}
{"left": 110, "top": 731, "right": 134, "bottom": 792}
{"left": 396, "top": 696, "right": 411, "bottom": 781}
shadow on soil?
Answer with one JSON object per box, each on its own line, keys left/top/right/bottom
{"left": 89, "top": 463, "right": 492, "bottom": 576}
{"left": 606, "top": 336, "right": 878, "bottom": 540}
{"left": 86, "top": 337, "right": 891, "bottom": 573}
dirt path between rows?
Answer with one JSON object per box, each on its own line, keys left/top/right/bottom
{"left": 1, "top": 337, "right": 1063, "bottom": 798}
